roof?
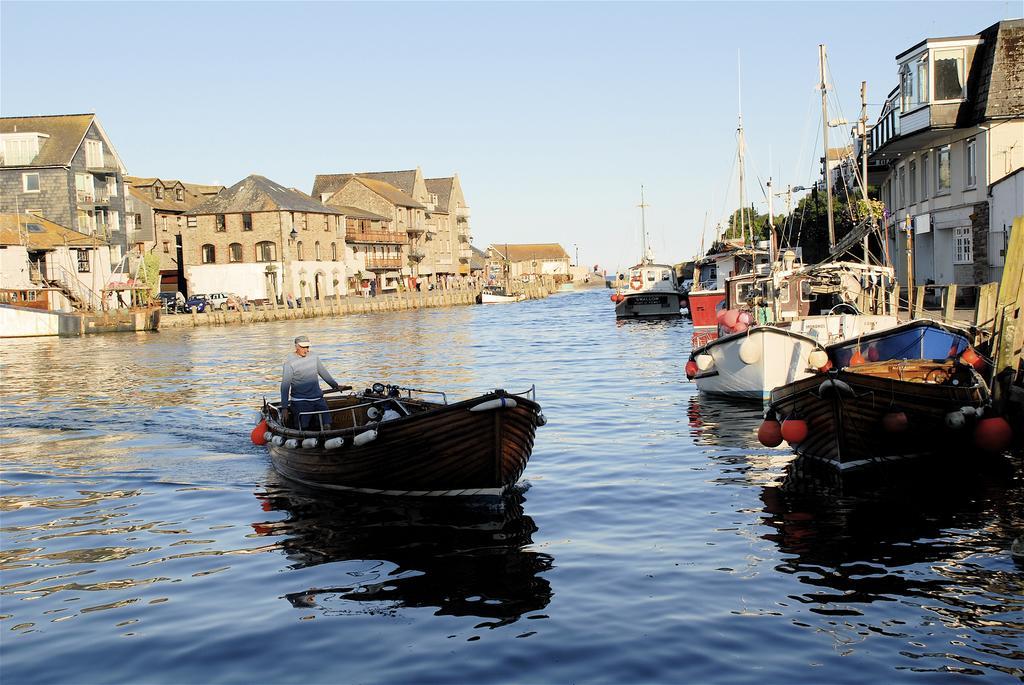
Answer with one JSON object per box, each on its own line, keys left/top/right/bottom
{"left": 487, "top": 243, "right": 570, "bottom": 261}
{"left": 312, "top": 173, "right": 424, "bottom": 208}
{"left": 0, "top": 113, "right": 96, "bottom": 167}
{"left": 0, "top": 213, "right": 106, "bottom": 248}
{"left": 470, "top": 245, "right": 487, "bottom": 270}
{"left": 353, "top": 170, "right": 417, "bottom": 196}
{"left": 186, "top": 175, "right": 344, "bottom": 215}
{"left": 183, "top": 183, "right": 225, "bottom": 196}
{"left": 971, "top": 19, "right": 1024, "bottom": 123}
{"left": 333, "top": 205, "right": 390, "bottom": 221}
{"left": 425, "top": 177, "right": 454, "bottom": 212}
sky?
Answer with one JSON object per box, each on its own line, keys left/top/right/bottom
{"left": 1, "top": 1, "right": 1017, "bottom": 272}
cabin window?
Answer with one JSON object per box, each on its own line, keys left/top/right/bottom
{"left": 954, "top": 227, "right": 973, "bottom": 264}
{"left": 661, "top": 270, "right": 670, "bottom": 281}
{"left": 800, "top": 280, "right": 815, "bottom": 302}
{"left": 22, "top": 173, "right": 40, "bottom": 192}
{"left": 242, "top": 213, "right": 253, "bottom": 231}
{"left": 76, "top": 249, "right": 90, "bottom": 273}
{"left": 201, "top": 244, "right": 216, "bottom": 263}
{"left": 933, "top": 48, "right": 965, "bottom": 101}
{"left": 256, "top": 241, "right": 276, "bottom": 262}
{"left": 229, "top": 243, "right": 243, "bottom": 263}
{"left": 646, "top": 271, "right": 655, "bottom": 282}
{"left": 215, "top": 214, "right": 226, "bottom": 232}
{"left": 777, "top": 280, "right": 791, "bottom": 304}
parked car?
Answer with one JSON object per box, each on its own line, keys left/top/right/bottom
{"left": 185, "top": 294, "right": 209, "bottom": 312}
{"left": 158, "top": 291, "right": 186, "bottom": 314}
{"left": 205, "top": 292, "right": 230, "bottom": 310}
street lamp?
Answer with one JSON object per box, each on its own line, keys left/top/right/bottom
{"left": 574, "top": 243, "right": 578, "bottom": 267}
{"left": 289, "top": 226, "right": 299, "bottom": 241}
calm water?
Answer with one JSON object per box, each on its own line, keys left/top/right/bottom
{"left": 2, "top": 289, "right": 1023, "bottom": 684}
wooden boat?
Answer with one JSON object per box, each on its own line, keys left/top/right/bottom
{"left": 259, "top": 383, "right": 545, "bottom": 496}
{"left": 766, "top": 359, "right": 990, "bottom": 471}
{"left": 611, "top": 261, "right": 684, "bottom": 318}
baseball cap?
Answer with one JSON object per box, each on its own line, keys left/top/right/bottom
{"left": 294, "top": 335, "right": 311, "bottom": 347}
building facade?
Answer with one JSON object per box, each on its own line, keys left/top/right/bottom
{"left": 0, "top": 114, "right": 129, "bottom": 259}
{"left": 485, "top": 244, "right": 570, "bottom": 282}
{"left": 183, "top": 175, "right": 345, "bottom": 301}
{"left": 868, "top": 20, "right": 1024, "bottom": 288}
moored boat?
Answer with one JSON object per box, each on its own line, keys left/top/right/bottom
{"left": 611, "top": 261, "right": 684, "bottom": 318}
{"left": 478, "top": 285, "right": 525, "bottom": 304}
{"left": 257, "top": 383, "right": 546, "bottom": 496}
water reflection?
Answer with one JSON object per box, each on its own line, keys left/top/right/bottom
{"left": 686, "top": 395, "right": 766, "bottom": 449}
{"left": 760, "top": 457, "right": 1024, "bottom": 677}
{"left": 252, "top": 478, "right": 554, "bottom": 627}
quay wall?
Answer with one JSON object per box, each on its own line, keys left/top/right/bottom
{"left": 159, "top": 281, "right": 555, "bottom": 330}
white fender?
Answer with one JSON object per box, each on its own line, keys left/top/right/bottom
{"left": 271, "top": 435, "right": 285, "bottom": 446}
{"left": 323, "top": 437, "right": 345, "bottom": 450}
{"left": 353, "top": 429, "right": 378, "bottom": 447}
{"left": 535, "top": 411, "right": 547, "bottom": 427}
{"left": 470, "top": 397, "right": 519, "bottom": 412}
{"left": 381, "top": 409, "right": 401, "bottom": 422}
{"left": 959, "top": 406, "right": 978, "bottom": 419}
{"left": 738, "top": 338, "right": 761, "bottom": 365}
{"left": 808, "top": 349, "right": 829, "bottom": 370}
{"left": 695, "top": 354, "right": 714, "bottom": 371}
{"left": 263, "top": 432, "right": 273, "bottom": 443}
{"left": 944, "top": 411, "right": 966, "bottom": 430}
{"left": 301, "top": 438, "right": 318, "bottom": 449}
{"left": 284, "top": 439, "right": 299, "bottom": 449}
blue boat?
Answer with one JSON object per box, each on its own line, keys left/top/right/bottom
{"left": 828, "top": 319, "right": 972, "bottom": 369}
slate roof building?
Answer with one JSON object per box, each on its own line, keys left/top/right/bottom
{"left": 183, "top": 174, "right": 345, "bottom": 302}
{"left": 425, "top": 175, "right": 473, "bottom": 282}
{"left": 485, "top": 243, "right": 571, "bottom": 281}
{"left": 0, "top": 113, "right": 129, "bottom": 258}
{"left": 868, "top": 19, "right": 1024, "bottom": 287}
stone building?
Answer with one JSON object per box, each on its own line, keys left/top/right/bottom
{"left": 125, "top": 177, "right": 223, "bottom": 293}
{"left": 183, "top": 175, "right": 345, "bottom": 302}
{"left": 312, "top": 172, "right": 426, "bottom": 292}
{"left": 0, "top": 113, "right": 129, "bottom": 259}
{"left": 485, "top": 244, "right": 571, "bottom": 282}
{"left": 424, "top": 175, "right": 473, "bottom": 285}
{"left": 868, "top": 19, "right": 1024, "bottom": 288}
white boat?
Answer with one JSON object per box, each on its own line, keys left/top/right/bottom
{"left": 611, "top": 186, "right": 684, "bottom": 319}
{"left": 478, "top": 285, "right": 525, "bottom": 304}
{"left": 689, "top": 259, "right": 899, "bottom": 401}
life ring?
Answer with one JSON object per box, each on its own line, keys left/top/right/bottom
{"left": 630, "top": 277, "right": 643, "bottom": 290}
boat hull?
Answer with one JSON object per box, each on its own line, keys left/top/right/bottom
{"left": 479, "top": 293, "right": 525, "bottom": 304}
{"left": 693, "top": 327, "right": 820, "bottom": 402}
{"left": 265, "top": 392, "right": 542, "bottom": 496}
{"left": 768, "top": 363, "right": 989, "bottom": 470}
{"left": 615, "top": 291, "right": 682, "bottom": 318}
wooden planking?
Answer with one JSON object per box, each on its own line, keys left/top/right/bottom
{"left": 994, "top": 216, "right": 1024, "bottom": 394}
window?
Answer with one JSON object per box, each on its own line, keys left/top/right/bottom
{"left": 897, "top": 165, "right": 906, "bottom": 208}
{"left": 84, "top": 139, "right": 104, "bottom": 168}
{"left": 161, "top": 215, "right": 169, "bottom": 232}
{"left": 921, "top": 152, "right": 929, "bottom": 199}
{"left": 155, "top": 185, "right": 164, "bottom": 199}
{"left": 954, "top": 226, "right": 973, "bottom": 264}
{"left": 215, "top": 214, "right": 226, "bottom": 232}
{"left": 242, "top": 213, "right": 253, "bottom": 231}
{"left": 909, "top": 161, "right": 917, "bottom": 204}
{"left": 1, "top": 133, "right": 44, "bottom": 165}
{"left": 187, "top": 216, "right": 197, "bottom": 228}
{"left": 934, "top": 48, "right": 965, "bottom": 101}
{"left": 22, "top": 173, "right": 39, "bottom": 192}
{"left": 965, "top": 138, "right": 977, "bottom": 188}
{"left": 107, "top": 177, "right": 117, "bottom": 197}
{"left": 936, "top": 145, "right": 951, "bottom": 193}
{"left": 916, "top": 56, "right": 929, "bottom": 105}
{"left": 76, "top": 249, "right": 90, "bottom": 273}
{"left": 201, "top": 244, "right": 216, "bottom": 263}
{"left": 163, "top": 241, "right": 170, "bottom": 253}
{"left": 75, "top": 173, "right": 95, "bottom": 200}
{"left": 315, "top": 241, "right": 321, "bottom": 260}
{"left": 331, "top": 242, "right": 338, "bottom": 261}
{"left": 296, "top": 241, "right": 304, "bottom": 260}
{"left": 229, "top": 243, "right": 243, "bottom": 263}
{"left": 256, "top": 241, "right": 277, "bottom": 262}
{"left": 175, "top": 187, "right": 184, "bottom": 201}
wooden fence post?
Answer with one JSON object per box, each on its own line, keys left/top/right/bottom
{"left": 942, "top": 283, "right": 957, "bottom": 322}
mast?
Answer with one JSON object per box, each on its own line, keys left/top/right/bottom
{"left": 819, "top": 44, "right": 836, "bottom": 249}
{"left": 638, "top": 185, "right": 649, "bottom": 262}
{"left": 860, "top": 80, "right": 871, "bottom": 266}
{"left": 737, "top": 55, "right": 747, "bottom": 245}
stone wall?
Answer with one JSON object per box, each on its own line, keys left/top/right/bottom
{"left": 971, "top": 200, "right": 990, "bottom": 284}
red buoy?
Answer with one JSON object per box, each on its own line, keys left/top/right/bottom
{"left": 850, "top": 349, "right": 866, "bottom": 366}
{"left": 781, "top": 418, "right": 808, "bottom": 444}
{"left": 974, "top": 416, "right": 1013, "bottom": 453}
{"left": 611, "top": 293, "right": 624, "bottom": 303}
{"left": 960, "top": 347, "right": 985, "bottom": 371}
{"left": 685, "top": 359, "right": 698, "bottom": 379}
{"left": 757, "top": 419, "right": 784, "bottom": 447}
{"left": 882, "top": 411, "right": 908, "bottom": 433}
{"left": 251, "top": 419, "right": 269, "bottom": 445}
{"left": 722, "top": 309, "right": 740, "bottom": 329}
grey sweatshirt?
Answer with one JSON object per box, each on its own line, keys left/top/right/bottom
{"left": 281, "top": 352, "right": 340, "bottom": 405}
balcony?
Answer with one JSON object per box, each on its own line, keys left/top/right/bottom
{"left": 458, "top": 247, "right": 472, "bottom": 263}
{"left": 365, "top": 257, "right": 403, "bottom": 270}
{"left": 456, "top": 206, "right": 470, "bottom": 220}
{"left": 408, "top": 248, "right": 426, "bottom": 262}
{"left": 458, "top": 232, "right": 471, "bottom": 243}
{"left": 345, "top": 230, "right": 408, "bottom": 245}
{"left": 86, "top": 162, "right": 119, "bottom": 175}
{"left": 406, "top": 224, "right": 426, "bottom": 235}
{"left": 870, "top": 97, "right": 965, "bottom": 160}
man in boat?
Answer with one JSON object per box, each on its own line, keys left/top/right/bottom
{"left": 280, "top": 335, "right": 347, "bottom": 430}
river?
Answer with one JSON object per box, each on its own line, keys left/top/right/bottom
{"left": 2, "top": 288, "right": 1022, "bottom": 683}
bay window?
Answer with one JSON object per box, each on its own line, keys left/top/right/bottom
{"left": 934, "top": 48, "right": 965, "bottom": 101}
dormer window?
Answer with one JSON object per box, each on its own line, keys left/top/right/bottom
{"left": 155, "top": 185, "right": 164, "bottom": 199}
{"left": 175, "top": 187, "right": 184, "bottom": 201}
{"left": 900, "top": 54, "right": 928, "bottom": 111}
{"left": 0, "top": 133, "right": 48, "bottom": 166}
{"left": 933, "top": 48, "right": 965, "bottom": 101}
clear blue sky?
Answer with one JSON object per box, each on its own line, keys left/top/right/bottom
{"left": 2, "top": 1, "right": 1016, "bottom": 271}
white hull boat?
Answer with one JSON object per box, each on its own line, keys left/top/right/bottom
{"left": 615, "top": 290, "right": 683, "bottom": 318}
{"left": 692, "top": 314, "right": 897, "bottom": 401}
